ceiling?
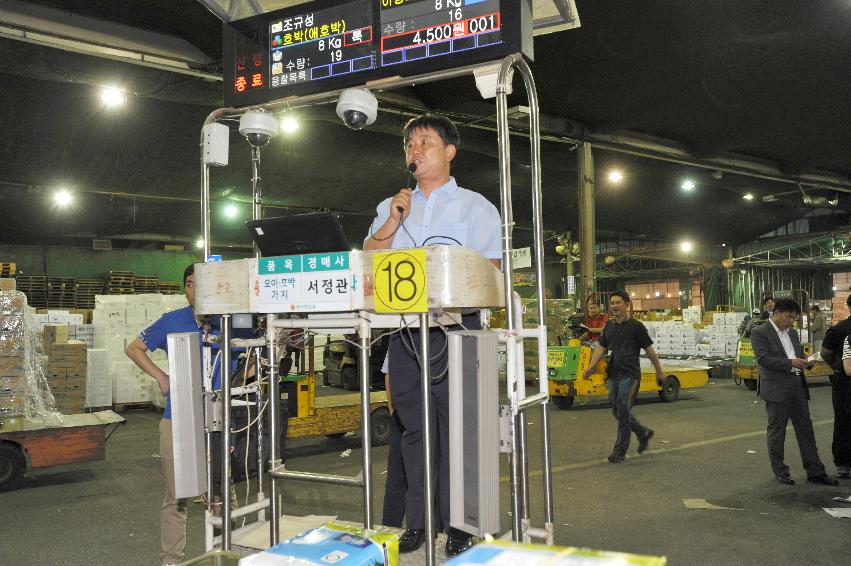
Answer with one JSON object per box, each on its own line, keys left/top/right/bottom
{"left": 1, "top": 0, "right": 850, "bottom": 257}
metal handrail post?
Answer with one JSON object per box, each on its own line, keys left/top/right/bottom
{"left": 497, "top": 52, "right": 555, "bottom": 541}
{"left": 220, "top": 315, "right": 233, "bottom": 550}
{"left": 419, "top": 312, "right": 435, "bottom": 566}
{"left": 358, "top": 313, "right": 374, "bottom": 528}
{"left": 496, "top": 54, "right": 522, "bottom": 542}
{"left": 267, "top": 323, "right": 281, "bottom": 545}
{"left": 251, "top": 146, "right": 262, "bottom": 259}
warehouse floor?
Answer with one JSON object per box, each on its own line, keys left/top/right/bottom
{"left": 5, "top": 378, "right": 851, "bottom": 565}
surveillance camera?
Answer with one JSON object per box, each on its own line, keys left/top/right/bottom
{"left": 336, "top": 88, "right": 377, "bottom": 130}
{"left": 239, "top": 111, "right": 277, "bottom": 148}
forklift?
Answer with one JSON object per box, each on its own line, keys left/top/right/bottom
{"left": 734, "top": 289, "right": 832, "bottom": 391}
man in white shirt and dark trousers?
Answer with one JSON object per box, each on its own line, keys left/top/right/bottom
{"left": 750, "top": 298, "right": 838, "bottom": 486}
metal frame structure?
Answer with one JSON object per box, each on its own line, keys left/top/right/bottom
{"left": 198, "top": 54, "right": 554, "bottom": 563}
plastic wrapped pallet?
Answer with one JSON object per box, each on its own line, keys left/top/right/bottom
{"left": 0, "top": 291, "right": 61, "bottom": 421}
{"left": 239, "top": 522, "right": 398, "bottom": 566}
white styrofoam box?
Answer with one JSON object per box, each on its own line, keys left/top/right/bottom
{"left": 34, "top": 314, "right": 49, "bottom": 325}
{"left": 712, "top": 313, "right": 726, "bottom": 324}
{"left": 697, "top": 344, "right": 712, "bottom": 356}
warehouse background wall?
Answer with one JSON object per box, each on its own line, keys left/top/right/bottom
{"left": 0, "top": 245, "right": 202, "bottom": 281}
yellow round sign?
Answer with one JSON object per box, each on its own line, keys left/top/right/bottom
{"left": 373, "top": 249, "right": 428, "bottom": 313}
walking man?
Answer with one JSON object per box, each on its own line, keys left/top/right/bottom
{"left": 582, "top": 291, "right": 666, "bottom": 462}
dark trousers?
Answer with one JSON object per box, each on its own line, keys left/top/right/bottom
{"left": 387, "top": 314, "right": 479, "bottom": 531}
{"left": 831, "top": 374, "right": 851, "bottom": 467}
{"left": 764, "top": 384, "right": 826, "bottom": 478}
{"left": 382, "top": 412, "right": 407, "bottom": 527}
{"left": 607, "top": 377, "right": 647, "bottom": 454}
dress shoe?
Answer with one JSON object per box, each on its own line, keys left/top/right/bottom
{"left": 775, "top": 474, "right": 795, "bottom": 485}
{"left": 445, "top": 527, "right": 475, "bottom": 557}
{"left": 398, "top": 528, "right": 426, "bottom": 553}
{"left": 607, "top": 451, "right": 626, "bottom": 463}
{"left": 837, "top": 466, "right": 851, "bottom": 479}
{"left": 637, "top": 429, "right": 654, "bottom": 453}
{"left": 807, "top": 474, "right": 839, "bottom": 486}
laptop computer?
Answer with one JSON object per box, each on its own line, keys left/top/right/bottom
{"left": 245, "top": 212, "right": 352, "bottom": 257}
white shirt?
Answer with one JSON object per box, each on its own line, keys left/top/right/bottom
{"left": 769, "top": 320, "right": 797, "bottom": 360}
{"left": 365, "top": 176, "right": 502, "bottom": 259}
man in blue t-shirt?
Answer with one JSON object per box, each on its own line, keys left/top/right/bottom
{"left": 126, "top": 264, "right": 221, "bottom": 566}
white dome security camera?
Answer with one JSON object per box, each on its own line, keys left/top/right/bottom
{"left": 336, "top": 88, "right": 377, "bottom": 130}
{"left": 239, "top": 110, "right": 277, "bottom": 148}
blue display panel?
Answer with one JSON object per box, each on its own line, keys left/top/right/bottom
{"left": 224, "top": 0, "right": 532, "bottom": 107}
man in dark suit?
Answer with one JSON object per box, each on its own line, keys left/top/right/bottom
{"left": 751, "top": 298, "right": 838, "bottom": 486}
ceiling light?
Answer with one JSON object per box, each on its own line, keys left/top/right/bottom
{"left": 743, "top": 193, "right": 754, "bottom": 201}
{"left": 224, "top": 204, "right": 239, "bottom": 219}
{"left": 680, "top": 240, "right": 693, "bottom": 253}
{"left": 195, "top": 238, "right": 205, "bottom": 249}
{"left": 54, "top": 189, "right": 72, "bottom": 207}
{"left": 280, "top": 116, "right": 299, "bottom": 133}
{"left": 100, "top": 86, "right": 126, "bottom": 107}
{"left": 721, "top": 243, "right": 727, "bottom": 247}
{"left": 607, "top": 170, "right": 623, "bottom": 184}
{"left": 833, "top": 286, "right": 838, "bottom": 291}
{"left": 655, "top": 291, "right": 661, "bottom": 298}
{"left": 681, "top": 180, "right": 696, "bottom": 191}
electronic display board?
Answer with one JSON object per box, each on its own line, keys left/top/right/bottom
{"left": 224, "top": 0, "right": 532, "bottom": 107}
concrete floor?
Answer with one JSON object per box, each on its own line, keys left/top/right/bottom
{"left": 4, "top": 377, "right": 851, "bottom": 565}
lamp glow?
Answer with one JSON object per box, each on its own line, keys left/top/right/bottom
{"left": 195, "top": 238, "right": 205, "bottom": 249}
{"left": 54, "top": 189, "right": 72, "bottom": 207}
{"left": 681, "top": 180, "right": 696, "bottom": 191}
{"left": 743, "top": 193, "right": 754, "bottom": 201}
{"left": 224, "top": 204, "right": 239, "bottom": 219}
{"left": 280, "top": 116, "right": 299, "bottom": 133}
{"left": 680, "top": 240, "right": 693, "bottom": 253}
{"left": 607, "top": 170, "right": 624, "bottom": 184}
{"left": 100, "top": 87, "right": 126, "bottom": 107}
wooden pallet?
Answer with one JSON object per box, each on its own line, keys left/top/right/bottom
{"left": 112, "top": 401, "right": 155, "bottom": 413}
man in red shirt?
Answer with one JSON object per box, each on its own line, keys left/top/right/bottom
{"left": 581, "top": 302, "right": 608, "bottom": 344}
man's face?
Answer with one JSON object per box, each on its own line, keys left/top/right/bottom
{"left": 405, "top": 126, "right": 455, "bottom": 182}
{"left": 610, "top": 296, "right": 627, "bottom": 316}
{"left": 765, "top": 299, "right": 775, "bottom": 311}
{"left": 772, "top": 309, "right": 796, "bottom": 331}
{"left": 588, "top": 303, "right": 600, "bottom": 317}
{"left": 185, "top": 274, "right": 195, "bottom": 308}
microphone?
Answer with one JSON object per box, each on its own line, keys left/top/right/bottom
{"left": 398, "top": 163, "right": 417, "bottom": 215}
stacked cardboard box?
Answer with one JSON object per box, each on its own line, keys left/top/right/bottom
{"left": 646, "top": 311, "right": 746, "bottom": 358}
{"left": 43, "top": 325, "right": 88, "bottom": 414}
{"left": 91, "top": 293, "right": 187, "bottom": 407}
{"left": 86, "top": 349, "right": 112, "bottom": 408}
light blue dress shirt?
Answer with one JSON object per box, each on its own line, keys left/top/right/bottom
{"left": 365, "top": 176, "right": 502, "bottom": 259}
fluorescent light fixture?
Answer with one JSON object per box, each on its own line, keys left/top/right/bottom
{"left": 54, "top": 189, "right": 72, "bottom": 207}
{"left": 655, "top": 291, "right": 661, "bottom": 298}
{"left": 224, "top": 204, "right": 239, "bottom": 219}
{"left": 195, "top": 238, "right": 205, "bottom": 249}
{"left": 681, "top": 180, "right": 696, "bottom": 191}
{"left": 680, "top": 241, "right": 693, "bottom": 253}
{"left": 743, "top": 193, "right": 754, "bottom": 201}
{"left": 607, "top": 170, "right": 623, "bottom": 184}
{"left": 100, "top": 86, "right": 126, "bottom": 107}
{"left": 280, "top": 116, "right": 299, "bottom": 133}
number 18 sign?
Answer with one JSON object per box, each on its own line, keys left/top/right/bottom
{"left": 372, "top": 249, "right": 428, "bottom": 313}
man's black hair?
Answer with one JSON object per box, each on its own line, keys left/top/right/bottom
{"left": 773, "top": 298, "right": 800, "bottom": 314}
{"left": 846, "top": 294, "right": 851, "bottom": 308}
{"left": 403, "top": 114, "right": 460, "bottom": 155}
{"left": 762, "top": 296, "right": 775, "bottom": 306}
{"left": 611, "top": 291, "right": 631, "bottom": 303}
{"left": 811, "top": 305, "right": 820, "bottom": 312}
{"left": 183, "top": 263, "right": 194, "bottom": 285}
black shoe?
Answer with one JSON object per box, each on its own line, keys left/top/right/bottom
{"left": 807, "top": 474, "right": 839, "bottom": 486}
{"left": 445, "top": 528, "right": 475, "bottom": 557}
{"left": 775, "top": 474, "right": 795, "bottom": 485}
{"left": 637, "top": 429, "right": 654, "bottom": 453}
{"left": 398, "top": 528, "right": 426, "bottom": 553}
{"left": 607, "top": 452, "right": 626, "bottom": 463}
